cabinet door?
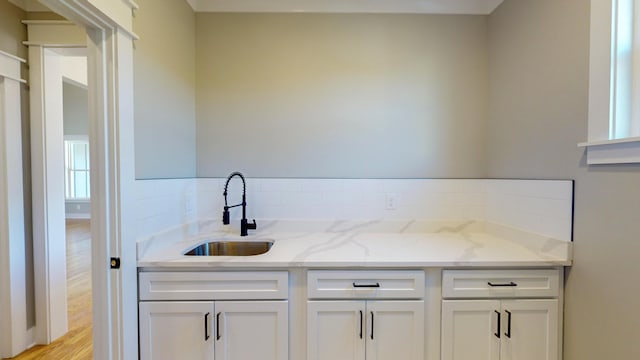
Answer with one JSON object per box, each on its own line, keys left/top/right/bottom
{"left": 307, "top": 301, "right": 366, "bottom": 360}
{"left": 139, "top": 301, "right": 215, "bottom": 360}
{"left": 500, "top": 299, "right": 558, "bottom": 360}
{"left": 366, "top": 300, "right": 424, "bottom": 360}
{"left": 441, "top": 300, "right": 501, "bottom": 360}
{"left": 214, "top": 301, "right": 288, "bottom": 360}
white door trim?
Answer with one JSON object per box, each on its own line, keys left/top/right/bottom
{"left": 0, "top": 49, "right": 32, "bottom": 358}
{"left": 33, "top": 1, "right": 139, "bottom": 359}
{"left": 27, "top": 44, "right": 71, "bottom": 345}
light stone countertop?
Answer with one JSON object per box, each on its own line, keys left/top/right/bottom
{"left": 137, "top": 219, "right": 572, "bottom": 269}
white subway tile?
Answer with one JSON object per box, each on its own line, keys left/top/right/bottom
{"left": 253, "top": 191, "right": 283, "bottom": 207}
{"left": 136, "top": 178, "right": 573, "bottom": 242}
{"left": 258, "top": 178, "right": 303, "bottom": 192}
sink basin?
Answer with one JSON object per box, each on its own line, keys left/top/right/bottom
{"left": 184, "top": 240, "right": 274, "bottom": 256}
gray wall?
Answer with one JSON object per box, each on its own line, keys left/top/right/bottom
{"left": 133, "top": 0, "right": 196, "bottom": 179}
{"left": 63, "top": 81, "right": 88, "bottom": 136}
{"left": 488, "top": 1, "right": 640, "bottom": 359}
{"left": 196, "top": 13, "right": 489, "bottom": 178}
{"left": 0, "top": 0, "right": 27, "bottom": 62}
{"left": 64, "top": 201, "right": 91, "bottom": 218}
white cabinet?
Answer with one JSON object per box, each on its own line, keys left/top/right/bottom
{"left": 498, "top": 299, "right": 558, "bottom": 360}
{"left": 307, "top": 300, "right": 424, "bottom": 360}
{"left": 139, "top": 300, "right": 288, "bottom": 360}
{"left": 441, "top": 270, "right": 561, "bottom": 360}
{"left": 441, "top": 300, "right": 500, "bottom": 360}
{"left": 307, "top": 270, "right": 425, "bottom": 299}
{"left": 215, "top": 301, "right": 288, "bottom": 360}
{"left": 139, "top": 271, "right": 289, "bottom": 300}
{"left": 366, "top": 300, "right": 424, "bottom": 360}
{"left": 307, "top": 301, "right": 365, "bottom": 360}
{"left": 138, "top": 271, "right": 289, "bottom": 360}
{"left": 307, "top": 270, "right": 425, "bottom": 360}
{"left": 139, "top": 301, "right": 215, "bottom": 360}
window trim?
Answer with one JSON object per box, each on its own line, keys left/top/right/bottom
{"left": 64, "top": 135, "right": 90, "bottom": 200}
{"left": 581, "top": 0, "right": 640, "bottom": 164}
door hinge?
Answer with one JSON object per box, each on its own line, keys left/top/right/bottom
{"left": 110, "top": 257, "right": 121, "bottom": 269}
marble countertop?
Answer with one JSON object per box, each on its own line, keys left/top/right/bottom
{"left": 137, "top": 220, "right": 572, "bottom": 269}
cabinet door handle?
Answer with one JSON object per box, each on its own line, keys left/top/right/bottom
{"left": 505, "top": 310, "right": 512, "bottom": 338}
{"left": 216, "top": 312, "right": 222, "bottom": 341}
{"left": 204, "top": 312, "right": 211, "bottom": 341}
{"left": 353, "top": 282, "right": 380, "bottom": 288}
{"left": 494, "top": 310, "right": 501, "bottom": 339}
{"left": 370, "top": 311, "right": 374, "bottom": 340}
{"left": 488, "top": 281, "right": 518, "bottom": 287}
{"left": 359, "top": 310, "right": 363, "bottom": 339}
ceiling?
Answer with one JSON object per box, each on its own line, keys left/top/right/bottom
{"left": 9, "top": 0, "right": 503, "bottom": 15}
{"left": 185, "top": 0, "right": 505, "bottom": 14}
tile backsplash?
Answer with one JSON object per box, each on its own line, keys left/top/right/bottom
{"left": 485, "top": 180, "right": 573, "bottom": 242}
{"left": 135, "top": 178, "right": 573, "bottom": 242}
{"left": 134, "top": 178, "right": 198, "bottom": 239}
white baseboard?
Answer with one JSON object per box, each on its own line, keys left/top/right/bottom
{"left": 65, "top": 213, "right": 90, "bottom": 220}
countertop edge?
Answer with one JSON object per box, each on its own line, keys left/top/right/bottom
{"left": 138, "top": 260, "right": 572, "bottom": 270}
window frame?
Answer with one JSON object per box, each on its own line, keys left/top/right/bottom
{"left": 581, "top": 0, "right": 640, "bottom": 164}
{"left": 64, "top": 135, "right": 90, "bottom": 200}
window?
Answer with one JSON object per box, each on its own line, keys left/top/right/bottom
{"left": 581, "top": 0, "right": 640, "bottom": 164}
{"left": 64, "top": 137, "right": 90, "bottom": 199}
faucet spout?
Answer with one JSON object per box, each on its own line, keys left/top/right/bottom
{"left": 222, "top": 172, "right": 257, "bottom": 236}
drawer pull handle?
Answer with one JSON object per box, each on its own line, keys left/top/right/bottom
{"left": 494, "top": 310, "right": 501, "bottom": 339}
{"left": 505, "top": 310, "right": 512, "bottom": 338}
{"left": 204, "top": 312, "right": 211, "bottom": 341}
{"left": 359, "top": 310, "right": 363, "bottom": 339}
{"left": 216, "top": 312, "right": 222, "bottom": 341}
{"left": 370, "top": 311, "right": 374, "bottom": 340}
{"left": 487, "top": 281, "right": 517, "bottom": 287}
{"left": 353, "top": 282, "right": 380, "bottom": 288}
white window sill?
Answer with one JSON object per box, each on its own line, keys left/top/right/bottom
{"left": 578, "top": 137, "right": 640, "bottom": 164}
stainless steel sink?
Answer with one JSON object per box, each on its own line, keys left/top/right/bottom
{"left": 184, "top": 240, "right": 274, "bottom": 256}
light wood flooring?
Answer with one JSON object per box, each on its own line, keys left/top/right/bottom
{"left": 6, "top": 219, "right": 93, "bottom": 360}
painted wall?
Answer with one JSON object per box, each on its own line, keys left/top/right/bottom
{"left": 487, "top": 0, "right": 640, "bottom": 359}
{"left": 64, "top": 201, "right": 90, "bottom": 219}
{"left": 195, "top": 13, "right": 488, "bottom": 178}
{"left": 0, "top": 0, "right": 28, "bottom": 61}
{"left": 133, "top": 0, "right": 196, "bottom": 179}
{"left": 62, "top": 82, "right": 88, "bottom": 136}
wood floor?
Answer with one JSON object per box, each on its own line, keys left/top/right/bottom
{"left": 6, "top": 219, "right": 93, "bottom": 360}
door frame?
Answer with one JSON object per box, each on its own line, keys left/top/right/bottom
{"left": 0, "top": 49, "right": 31, "bottom": 358}
{"left": 24, "top": 22, "right": 84, "bottom": 343}
{"left": 33, "top": 1, "right": 138, "bottom": 358}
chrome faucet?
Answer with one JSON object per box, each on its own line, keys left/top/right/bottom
{"left": 222, "top": 171, "right": 257, "bottom": 236}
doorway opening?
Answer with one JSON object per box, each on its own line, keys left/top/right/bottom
{"left": 20, "top": 1, "right": 140, "bottom": 356}
{"left": 61, "top": 54, "right": 93, "bottom": 357}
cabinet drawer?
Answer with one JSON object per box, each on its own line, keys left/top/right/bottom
{"left": 139, "top": 271, "right": 288, "bottom": 301}
{"left": 307, "top": 270, "right": 425, "bottom": 299}
{"left": 442, "top": 269, "right": 560, "bottom": 299}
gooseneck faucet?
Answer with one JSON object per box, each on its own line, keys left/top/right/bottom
{"left": 222, "top": 171, "right": 257, "bottom": 236}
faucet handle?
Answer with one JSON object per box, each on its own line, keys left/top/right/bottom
{"left": 240, "top": 218, "right": 257, "bottom": 236}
